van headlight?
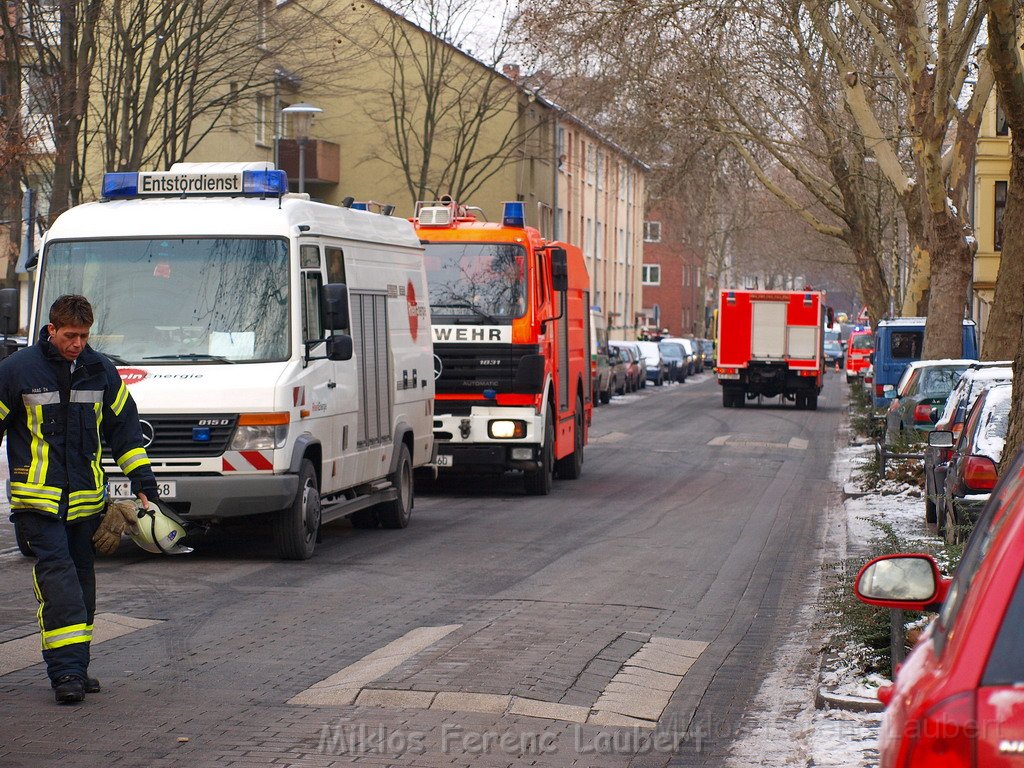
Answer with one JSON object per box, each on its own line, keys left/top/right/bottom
{"left": 229, "top": 413, "right": 289, "bottom": 450}
{"left": 488, "top": 419, "right": 527, "bottom": 439}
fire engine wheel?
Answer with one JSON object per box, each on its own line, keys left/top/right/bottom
{"left": 377, "top": 444, "right": 414, "bottom": 529}
{"left": 555, "top": 395, "right": 585, "bottom": 480}
{"left": 14, "top": 518, "right": 34, "bottom": 558}
{"left": 807, "top": 394, "right": 819, "bottom": 411}
{"left": 525, "top": 412, "right": 555, "bottom": 495}
{"left": 275, "top": 459, "right": 321, "bottom": 560}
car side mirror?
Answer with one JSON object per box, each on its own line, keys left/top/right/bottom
{"left": 855, "top": 554, "right": 949, "bottom": 611}
{"left": 0, "top": 287, "right": 18, "bottom": 335}
{"left": 928, "top": 430, "right": 954, "bottom": 448}
{"left": 549, "top": 247, "right": 568, "bottom": 292}
{"left": 321, "top": 283, "right": 350, "bottom": 332}
{"left": 326, "top": 334, "right": 353, "bottom": 361}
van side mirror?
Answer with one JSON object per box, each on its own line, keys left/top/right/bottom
{"left": 0, "top": 288, "right": 18, "bottom": 335}
{"left": 322, "top": 283, "right": 350, "bottom": 332}
{"left": 327, "top": 335, "right": 353, "bottom": 361}
{"left": 550, "top": 247, "right": 568, "bottom": 292}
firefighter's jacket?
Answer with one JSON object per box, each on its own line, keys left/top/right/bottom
{"left": 0, "top": 333, "right": 157, "bottom": 521}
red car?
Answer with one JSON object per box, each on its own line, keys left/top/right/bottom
{"left": 855, "top": 448, "right": 1024, "bottom": 767}
{"left": 845, "top": 328, "right": 874, "bottom": 382}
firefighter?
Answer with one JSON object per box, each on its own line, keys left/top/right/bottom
{"left": 0, "top": 295, "right": 158, "bottom": 704}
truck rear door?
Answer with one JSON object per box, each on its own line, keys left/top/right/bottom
{"left": 751, "top": 301, "right": 787, "bottom": 359}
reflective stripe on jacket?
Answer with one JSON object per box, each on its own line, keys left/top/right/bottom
{"left": 0, "top": 333, "right": 157, "bottom": 520}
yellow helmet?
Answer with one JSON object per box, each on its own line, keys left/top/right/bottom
{"left": 128, "top": 500, "right": 193, "bottom": 555}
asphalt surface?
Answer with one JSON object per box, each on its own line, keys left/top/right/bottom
{"left": 0, "top": 372, "right": 844, "bottom": 767}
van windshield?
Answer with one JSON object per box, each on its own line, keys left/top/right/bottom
{"left": 39, "top": 237, "right": 290, "bottom": 363}
{"left": 424, "top": 242, "right": 527, "bottom": 322}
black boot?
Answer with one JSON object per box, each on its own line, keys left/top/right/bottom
{"left": 53, "top": 675, "right": 85, "bottom": 704}
{"left": 84, "top": 677, "right": 101, "bottom": 693}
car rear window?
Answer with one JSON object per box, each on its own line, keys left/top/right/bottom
{"left": 918, "top": 366, "right": 967, "bottom": 395}
{"left": 982, "top": 562, "right": 1024, "bottom": 685}
{"left": 890, "top": 331, "right": 923, "bottom": 359}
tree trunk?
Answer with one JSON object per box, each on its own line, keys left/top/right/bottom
{"left": 922, "top": 210, "right": 972, "bottom": 358}
{"left": 1001, "top": 345, "right": 1024, "bottom": 472}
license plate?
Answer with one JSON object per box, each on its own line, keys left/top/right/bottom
{"left": 436, "top": 455, "right": 453, "bottom": 467}
{"left": 107, "top": 480, "right": 176, "bottom": 499}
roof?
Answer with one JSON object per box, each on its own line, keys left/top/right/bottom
{"left": 877, "top": 317, "right": 977, "bottom": 327}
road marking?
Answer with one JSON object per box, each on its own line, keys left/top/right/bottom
{"left": 289, "top": 631, "right": 709, "bottom": 729}
{"left": 590, "top": 431, "right": 630, "bottom": 444}
{"left": 288, "top": 624, "right": 461, "bottom": 706}
{"left": 590, "top": 637, "right": 708, "bottom": 726}
{"left": 788, "top": 437, "right": 809, "bottom": 450}
{"left": 707, "top": 435, "right": 809, "bottom": 451}
{"left": 708, "top": 435, "right": 732, "bottom": 446}
{"left": 0, "top": 613, "right": 163, "bottom": 677}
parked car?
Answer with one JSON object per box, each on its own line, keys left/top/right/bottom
{"left": 591, "top": 310, "right": 612, "bottom": 405}
{"left": 606, "top": 344, "right": 629, "bottom": 397}
{"left": 933, "top": 382, "right": 1013, "bottom": 543}
{"left": 662, "top": 337, "right": 697, "bottom": 376}
{"left": 687, "top": 338, "right": 706, "bottom": 373}
{"left": 883, "top": 359, "right": 972, "bottom": 445}
{"left": 626, "top": 342, "right": 648, "bottom": 388}
{"left": 854, "top": 442, "right": 1024, "bottom": 768}
{"left": 844, "top": 328, "right": 874, "bottom": 382}
{"left": 658, "top": 340, "right": 688, "bottom": 382}
{"left": 637, "top": 340, "right": 668, "bottom": 386}
{"left": 823, "top": 339, "right": 844, "bottom": 369}
{"left": 700, "top": 338, "right": 715, "bottom": 368}
{"left": 610, "top": 341, "right": 642, "bottom": 392}
{"left": 923, "top": 363, "right": 1013, "bottom": 525}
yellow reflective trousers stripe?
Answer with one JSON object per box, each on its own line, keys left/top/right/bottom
{"left": 41, "top": 623, "right": 92, "bottom": 650}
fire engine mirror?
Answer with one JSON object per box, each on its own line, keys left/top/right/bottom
{"left": 326, "top": 334, "right": 353, "bottom": 362}
{"left": 321, "top": 283, "right": 350, "bottom": 331}
{"left": 550, "top": 248, "right": 569, "bottom": 292}
{"left": 928, "top": 430, "right": 954, "bottom": 449}
{"left": 0, "top": 288, "right": 18, "bottom": 336}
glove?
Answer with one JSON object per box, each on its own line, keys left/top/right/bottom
{"left": 92, "top": 500, "right": 140, "bottom": 555}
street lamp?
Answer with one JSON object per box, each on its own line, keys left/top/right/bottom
{"left": 282, "top": 102, "right": 322, "bottom": 194}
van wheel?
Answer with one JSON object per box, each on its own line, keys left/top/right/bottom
{"left": 555, "top": 395, "right": 585, "bottom": 480}
{"left": 275, "top": 459, "right": 320, "bottom": 560}
{"left": 14, "top": 519, "right": 34, "bottom": 558}
{"left": 525, "top": 412, "right": 554, "bottom": 495}
{"left": 377, "top": 444, "right": 413, "bottom": 529}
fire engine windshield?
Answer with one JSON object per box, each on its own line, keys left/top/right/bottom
{"left": 423, "top": 242, "right": 527, "bottom": 321}
{"left": 38, "top": 237, "right": 290, "bottom": 363}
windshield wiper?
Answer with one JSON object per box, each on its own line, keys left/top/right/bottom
{"left": 142, "top": 354, "right": 235, "bottom": 363}
{"left": 430, "top": 302, "right": 500, "bottom": 324}
{"left": 101, "top": 352, "right": 130, "bottom": 365}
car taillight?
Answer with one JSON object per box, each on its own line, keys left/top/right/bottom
{"left": 941, "top": 448, "right": 953, "bottom": 462}
{"left": 963, "top": 456, "right": 998, "bottom": 492}
{"left": 904, "top": 692, "right": 975, "bottom": 768}
{"left": 914, "top": 404, "right": 935, "bottom": 423}
{"left": 876, "top": 383, "right": 885, "bottom": 397}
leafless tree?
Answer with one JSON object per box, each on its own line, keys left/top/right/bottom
{"left": 360, "top": 0, "right": 545, "bottom": 209}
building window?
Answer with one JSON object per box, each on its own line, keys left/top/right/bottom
{"left": 642, "top": 265, "right": 661, "bottom": 285}
{"left": 557, "top": 127, "right": 566, "bottom": 172}
{"left": 997, "top": 101, "right": 1009, "bottom": 137}
{"left": 643, "top": 221, "right": 661, "bottom": 243}
{"left": 996, "top": 180, "right": 1008, "bottom": 251}
{"left": 586, "top": 144, "right": 596, "bottom": 186}
{"left": 255, "top": 94, "right": 269, "bottom": 146}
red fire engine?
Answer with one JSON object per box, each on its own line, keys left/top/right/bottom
{"left": 413, "top": 200, "right": 592, "bottom": 494}
{"left": 715, "top": 289, "right": 825, "bottom": 409}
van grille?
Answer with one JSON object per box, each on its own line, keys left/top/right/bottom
{"left": 104, "top": 414, "right": 237, "bottom": 459}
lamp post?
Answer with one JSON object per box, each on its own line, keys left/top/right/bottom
{"left": 282, "top": 102, "right": 322, "bottom": 194}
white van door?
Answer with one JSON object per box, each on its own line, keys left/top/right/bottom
{"left": 349, "top": 289, "right": 394, "bottom": 480}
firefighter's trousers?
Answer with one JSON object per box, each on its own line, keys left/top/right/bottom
{"left": 14, "top": 511, "right": 101, "bottom": 683}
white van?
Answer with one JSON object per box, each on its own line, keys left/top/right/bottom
{"left": 27, "top": 163, "right": 435, "bottom": 559}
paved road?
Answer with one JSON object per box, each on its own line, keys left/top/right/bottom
{"left": 0, "top": 373, "right": 844, "bottom": 767}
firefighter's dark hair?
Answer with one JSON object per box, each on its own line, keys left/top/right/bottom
{"left": 49, "top": 295, "right": 94, "bottom": 328}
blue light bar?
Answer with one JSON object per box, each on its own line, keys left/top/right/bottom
{"left": 350, "top": 202, "right": 369, "bottom": 211}
{"left": 502, "top": 201, "right": 525, "bottom": 227}
{"left": 102, "top": 172, "right": 140, "bottom": 199}
{"left": 242, "top": 169, "right": 288, "bottom": 195}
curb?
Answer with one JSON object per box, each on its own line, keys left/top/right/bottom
{"left": 815, "top": 686, "right": 884, "bottom": 713}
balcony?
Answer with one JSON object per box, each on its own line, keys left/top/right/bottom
{"left": 277, "top": 139, "right": 340, "bottom": 186}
